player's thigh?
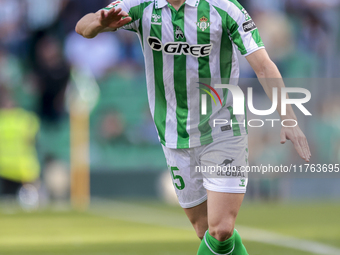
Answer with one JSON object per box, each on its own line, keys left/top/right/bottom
{"left": 207, "top": 191, "right": 244, "bottom": 234}
{"left": 162, "top": 145, "right": 207, "bottom": 209}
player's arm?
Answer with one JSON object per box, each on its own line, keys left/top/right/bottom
{"left": 75, "top": 8, "right": 132, "bottom": 38}
{"left": 246, "top": 49, "right": 311, "bottom": 162}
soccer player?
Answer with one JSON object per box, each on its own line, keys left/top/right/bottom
{"left": 76, "top": 0, "right": 311, "bottom": 254}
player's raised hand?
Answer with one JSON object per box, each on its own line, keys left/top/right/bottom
{"left": 98, "top": 8, "right": 132, "bottom": 30}
{"left": 280, "top": 125, "right": 311, "bottom": 162}
{"left": 76, "top": 7, "right": 132, "bottom": 38}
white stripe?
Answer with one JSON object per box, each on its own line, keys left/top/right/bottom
{"left": 143, "top": 4, "right": 156, "bottom": 120}
{"left": 90, "top": 198, "right": 340, "bottom": 255}
{"left": 243, "top": 46, "right": 265, "bottom": 57}
{"left": 162, "top": 7, "right": 178, "bottom": 146}
{"left": 209, "top": 6, "right": 223, "bottom": 93}
{"left": 135, "top": 19, "right": 142, "bottom": 48}
{"left": 230, "top": 44, "right": 246, "bottom": 135}
{"left": 201, "top": 94, "right": 207, "bottom": 115}
{"left": 184, "top": 5, "right": 199, "bottom": 147}
{"left": 122, "top": 21, "right": 138, "bottom": 31}
{"left": 236, "top": 225, "right": 340, "bottom": 255}
{"left": 209, "top": 6, "right": 222, "bottom": 81}
{"left": 230, "top": 44, "right": 240, "bottom": 80}
{"left": 208, "top": 6, "right": 224, "bottom": 139}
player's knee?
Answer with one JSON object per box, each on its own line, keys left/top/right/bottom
{"left": 209, "top": 224, "right": 234, "bottom": 241}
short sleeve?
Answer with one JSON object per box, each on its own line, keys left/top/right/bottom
{"left": 225, "top": 0, "right": 264, "bottom": 56}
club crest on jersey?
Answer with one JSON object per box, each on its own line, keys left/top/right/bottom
{"left": 151, "top": 14, "right": 162, "bottom": 25}
{"left": 196, "top": 16, "right": 211, "bottom": 32}
{"left": 175, "top": 26, "right": 184, "bottom": 39}
{"left": 107, "top": 0, "right": 122, "bottom": 8}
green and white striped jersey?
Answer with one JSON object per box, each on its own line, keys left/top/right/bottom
{"left": 103, "top": 0, "right": 264, "bottom": 149}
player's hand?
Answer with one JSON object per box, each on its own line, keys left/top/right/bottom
{"left": 280, "top": 125, "right": 311, "bottom": 162}
{"left": 98, "top": 8, "right": 132, "bottom": 30}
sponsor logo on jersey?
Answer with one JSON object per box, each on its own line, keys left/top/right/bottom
{"left": 107, "top": 1, "right": 122, "bottom": 8}
{"left": 175, "top": 26, "right": 184, "bottom": 39}
{"left": 147, "top": 36, "right": 213, "bottom": 57}
{"left": 239, "top": 179, "right": 246, "bottom": 187}
{"left": 151, "top": 14, "right": 162, "bottom": 25}
{"left": 148, "top": 37, "right": 163, "bottom": 51}
{"left": 221, "top": 125, "right": 231, "bottom": 132}
{"left": 241, "top": 8, "right": 251, "bottom": 21}
{"left": 196, "top": 16, "right": 211, "bottom": 32}
{"left": 242, "top": 20, "right": 257, "bottom": 33}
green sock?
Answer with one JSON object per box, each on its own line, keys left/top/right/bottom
{"left": 197, "top": 230, "right": 235, "bottom": 255}
{"left": 197, "top": 229, "right": 249, "bottom": 255}
{"left": 232, "top": 229, "right": 248, "bottom": 255}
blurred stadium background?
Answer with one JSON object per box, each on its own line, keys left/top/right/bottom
{"left": 0, "top": 0, "right": 340, "bottom": 254}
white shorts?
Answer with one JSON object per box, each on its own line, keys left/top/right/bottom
{"left": 162, "top": 135, "right": 249, "bottom": 208}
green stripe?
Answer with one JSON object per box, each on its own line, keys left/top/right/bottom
{"left": 128, "top": 1, "right": 153, "bottom": 48}
{"left": 171, "top": 5, "right": 189, "bottom": 148}
{"left": 197, "top": 0, "right": 213, "bottom": 145}
{"left": 220, "top": 30, "right": 232, "bottom": 107}
{"left": 251, "top": 29, "right": 264, "bottom": 48}
{"left": 223, "top": 89, "right": 229, "bottom": 110}
{"left": 227, "top": 106, "right": 241, "bottom": 136}
{"left": 213, "top": 6, "right": 233, "bottom": 106}
{"left": 128, "top": 1, "right": 153, "bottom": 23}
{"left": 150, "top": 8, "right": 166, "bottom": 144}
{"left": 125, "top": 28, "right": 137, "bottom": 32}
{"left": 227, "top": 16, "right": 247, "bottom": 54}
{"left": 138, "top": 22, "right": 144, "bottom": 49}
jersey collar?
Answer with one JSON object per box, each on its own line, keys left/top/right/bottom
{"left": 155, "top": 0, "right": 200, "bottom": 9}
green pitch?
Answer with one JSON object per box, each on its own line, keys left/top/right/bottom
{"left": 0, "top": 200, "right": 339, "bottom": 255}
